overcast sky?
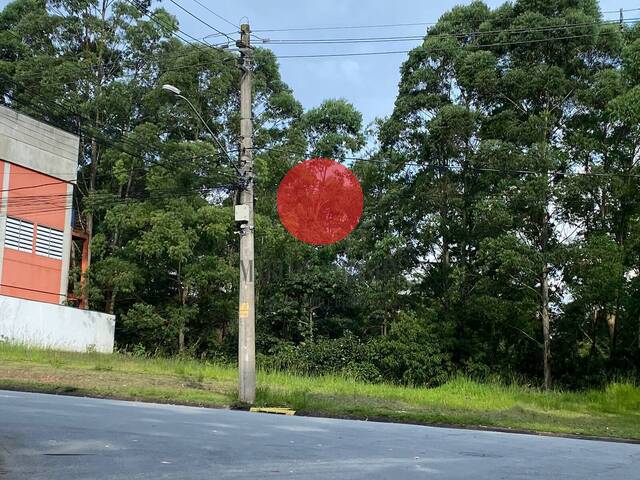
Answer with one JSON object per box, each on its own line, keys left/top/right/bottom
{"left": 1, "top": 0, "right": 637, "bottom": 124}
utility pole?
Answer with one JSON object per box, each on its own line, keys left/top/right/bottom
{"left": 236, "top": 23, "right": 256, "bottom": 404}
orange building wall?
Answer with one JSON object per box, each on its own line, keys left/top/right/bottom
{"left": 0, "top": 161, "right": 69, "bottom": 304}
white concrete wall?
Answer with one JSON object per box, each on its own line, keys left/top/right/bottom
{"left": 0, "top": 295, "right": 115, "bottom": 353}
{"left": 0, "top": 105, "right": 79, "bottom": 183}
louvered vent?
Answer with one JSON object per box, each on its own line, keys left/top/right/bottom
{"left": 4, "top": 217, "right": 34, "bottom": 252}
{"left": 36, "top": 225, "right": 64, "bottom": 260}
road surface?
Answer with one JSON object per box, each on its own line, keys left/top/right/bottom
{"left": 0, "top": 390, "right": 638, "bottom": 479}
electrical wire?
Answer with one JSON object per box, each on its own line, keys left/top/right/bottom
{"left": 273, "top": 29, "right": 634, "bottom": 58}
{"left": 3, "top": 8, "right": 637, "bottom": 100}
{"left": 1, "top": 184, "right": 237, "bottom": 217}
{"left": 189, "top": 0, "right": 239, "bottom": 30}
{"left": 12, "top": 22, "right": 624, "bottom": 75}
{"left": 263, "top": 17, "right": 634, "bottom": 44}
{"left": 2, "top": 77, "right": 239, "bottom": 183}
{"left": 0, "top": 283, "right": 67, "bottom": 298}
{"left": 253, "top": 7, "right": 640, "bottom": 33}
{"left": 0, "top": 177, "right": 238, "bottom": 196}
{"left": 602, "top": 7, "right": 640, "bottom": 14}
{"left": 2, "top": 8, "right": 638, "bottom": 192}
{"left": 122, "top": 0, "right": 215, "bottom": 50}
{"left": 254, "top": 21, "right": 439, "bottom": 33}
{"left": 183, "top": 0, "right": 267, "bottom": 42}
{"left": 167, "top": 0, "right": 235, "bottom": 43}
{"left": 250, "top": 145, "right": 640, "bottom": 179}
{"left": 4, "top": 14, "right": 633, "bottom": 80}
{"left": 0, "top": 183, "right": 74, "bottom": 194}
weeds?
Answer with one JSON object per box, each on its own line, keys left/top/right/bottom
{"left": 1, "top": 343, "right": 640, "bottom": 440}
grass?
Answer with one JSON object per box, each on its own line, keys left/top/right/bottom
{"left": 1, "top": 343, "right": 639, "bottom": 441}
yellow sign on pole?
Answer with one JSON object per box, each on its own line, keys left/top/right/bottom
{"left": 239, "top": 302, "right": 250, "bottom": 319}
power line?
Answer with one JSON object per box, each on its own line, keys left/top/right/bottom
{"left": 273, "top": 28, "right": 635, "bottom": 58}
{"left": 0, "top": 283, "right": 68, "bottom": 298}
{"left": 262, "top": 17, "right": 635, "bottom": 45}
{"left": 1, "top": 183, "right": 238, "bottom": 217}
{"left": 0, "top": 181, "right": 74, "bottom": 194}
{"left": 254, "top": 21, "right": 439, "bottom": 33}
{"left": 1, "top": 148, "right": 241, "bottom": 181}
{"left": 602, "top": 7, "right": 640, "bottom": 14}
{"left": 123, "top": 0, "right": 212, "bottom": 49}
{"left": 5, "top": 16, "right": 633, "bottom": 80}
{"left": 251, "top": 145, "right": 640, "bottom": 179}
{"left": 3, "top": 5, "right": 239, "bottom": 86}
{"left": 7, "top": 48, "right": 235, "bottom": 84}
{"left": 3, "top": 11, "right": 638, "bottom": 183}
{"left": 2, "top": 75, "right": 238, "bottom": 180}
{"left": 1, "top": 178, "right": 238, "bottom": 196}
{"left": 254, "top": 7, "right": 640, "bottom": 33}
{"left": 167, "top": 0, "right": 235, "bottom": 43}
{"left": 28, "top": 23, "right": 626, "bottom": 71}
{"left": 2, "top": 6, "right": 635, "bottom": 88}
{"left": 189, "top": 0, "right": 239, "bottom": 31}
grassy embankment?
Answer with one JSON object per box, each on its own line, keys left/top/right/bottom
{"left": 1, "top": 343, "right": 639, "bottom": 440}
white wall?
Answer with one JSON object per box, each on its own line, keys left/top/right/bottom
{"left": 0, "top": 295, "right": 115, "bottom": 353}
{"left": 0, "top": 105, "right": 79, "bottom": 183}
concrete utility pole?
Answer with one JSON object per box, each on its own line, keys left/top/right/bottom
{"left": 236, "top": 23, "right": 256, "bottom": 404}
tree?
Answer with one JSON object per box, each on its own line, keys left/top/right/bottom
{"left": 376, "top": 0, "right": 627, "bottom": 387}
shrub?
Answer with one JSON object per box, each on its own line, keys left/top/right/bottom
{"left": 259, "top": 332, "right": 381, "bottom": 382}
{"left": 118, "top": 303, "right": 178, "bottom": 354}
{"left": 370, "top": 310, "right": 454, "bottom": 386}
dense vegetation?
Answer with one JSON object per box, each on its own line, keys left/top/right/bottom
{"left": 1, "top": 0, "right": 639, "bottom": 390}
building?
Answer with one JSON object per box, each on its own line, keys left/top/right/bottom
{"left": 0, "top": 105, "right": 77, "bottom": 304}
{"left": 0, "top": 105, "right": 114, "bottom": 353}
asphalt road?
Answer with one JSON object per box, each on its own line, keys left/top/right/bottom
{"left": 1, "top": 390, "right": 639, "bottom": 479}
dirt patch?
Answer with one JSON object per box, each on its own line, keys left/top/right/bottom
{"left": 0, "top": 362, "right": 233, "bottom": 408}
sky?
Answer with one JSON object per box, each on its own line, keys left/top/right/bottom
{"left": 1, "top": 0, "right": 638, "bottom": 125}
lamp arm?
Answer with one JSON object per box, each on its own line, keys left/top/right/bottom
{"left": 176, "top": 94, "right": 242, "bottom": 176}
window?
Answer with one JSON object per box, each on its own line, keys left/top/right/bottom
{"left": 36, "top": 225, "right": 64, "bottom": 260}
{"left": 4, "top": 217, "right": 34, "bottom": 252}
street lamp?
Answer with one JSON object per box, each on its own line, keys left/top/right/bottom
{"left": 162, "top": 84, "right": 239, "bottom": 174}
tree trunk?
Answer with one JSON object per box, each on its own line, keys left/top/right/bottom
{"left": 104, "top": 164, "right": 135, "bottom": 315}
{"left": 178, "top": 328, "right": 185, "bottom": 353}
{"left": 590, "top": 307, "right": 599, "bottom": 357}
{"left": 440, "top": 162, "right": 450, "bottom": 313}
{"left": 178, "top": 268, "right": 187, "bottom": 353}
{"left": 106, "top": 288, "right": 117, "bottom": 315}
{"left": 81, "top": 136, "right": 99, "bottom": 309}
{"left": 541, "top": 264, "right": 552, "bottom": 390}
{"left": 540, "top": 110, "right": 552, "bottom": 390}
{"left": 80, "top": 1, "right": 109, "bottom": 309}
{"left": 637, "top": 310, "right": 640, "bottom": 352}
{"left": 607, "top": 302, "right": 619, "bottom": 359}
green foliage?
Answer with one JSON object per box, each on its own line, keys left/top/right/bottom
{"left": 301, "top": 99, "right": 365, "bottom": 159}
{"left": 370, "top": 312, "right": 454, "bottom": 386}
{"left": 119, "top": 303, "right": 174, "bottom": 352}
{"left": 1, "top": 0, "right": 640, "bottom": 390}
{"left": 260, "top": 332, "right": 381, "bottom": 383}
